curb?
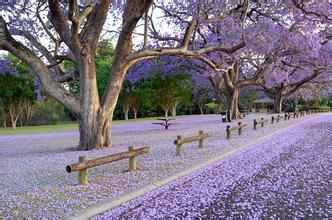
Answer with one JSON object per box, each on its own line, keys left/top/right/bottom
{"left": 66, "top": 115, "right": 320, "bottom": 220}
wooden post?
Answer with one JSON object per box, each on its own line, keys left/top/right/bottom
{"left": 277, "top": 115, "right": 280, "bottom": 122}
{"left": 253, "top": 119, "right": 257, "bottom": 130}
{"left": 78, "top": 156, "right": 88, "bottom": 185}
{"left": 226, "top": 126, "right": 231, "bottom": 139}
{"left": 284, "top": 113, "right": 287, "bottom": 120}
{"left": 238, "top": 122, "right": 242, "bottom": 135}
{"left": 261, "top": 118, "right": 264, "bottom": 127}
{"left": 199, "top": 130, "right": 204, "bottom": 148}
{"left": 176, "top": 135, "right": 182, "bottom": 156}
{"left": 128, "top": 146, "right": 137, "bottom": 171}
{"left": 271, "top": 116, "right": 274, "bottom": 124}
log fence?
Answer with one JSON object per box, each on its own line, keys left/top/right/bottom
{"left": 253, "top": 118, "right": 268, "bottom": 130}
{"left": 66, "top": 146, "right": 150, "bottom": 185}
{"left": 226, "top": 122, "right": 247, "bottom": 139}
{"left": 271, "top": 115, "right": 282, "bottom": 124}
{"left": 174, "top": 131, "right": 212, "bottom": 156}
{"left": 65, "top": 108, "right": 326, "bottom": 185}
{"left": 284, "top": 113, "right": 288, "bottom": 120}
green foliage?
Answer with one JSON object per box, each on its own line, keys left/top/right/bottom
{"left": 7, "top": 54, "right": 30, "bottom": 75}
{"left": 318, "top": 105, "right": 331, "bottom": 111}
{"left": 96, "top": 40, "right": 114, "bottom": 97}
{"left": 239, "top": 92, "right": 257, "bottom": 110}
{"left": 205, "top": 102, "right": 219, "bottom": 113}
{"left": 284, "top": 104, "right": 295, "bottom": 112}
{"left": 127, "top": 73, "right": 192, "bottom": 117}
{"left": 155, "top": 74, "right": 192, "bottom": 106}
{"left": 319, "top": 97, "right": 330, "bottom": 106}
{"left": 0, "top": 55, "right": 35, "bottom": 108}
{"left": 61, "top": 60, "right": 79, "bottom": 94}
{"left": 62, "top": 39, "right": 114, "bottom": 97}
{"left": 30, "top": 96, "right": 70, "bottom": 125}
{"left": 135, "top": 78, "right": 158, "bottom": 112}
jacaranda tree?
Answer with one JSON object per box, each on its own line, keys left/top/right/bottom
{"left": 0, "top": 1, "right": 248, "bottom": 150}
{"left": 0, "top": 0, "right": 329, "bottom": 149}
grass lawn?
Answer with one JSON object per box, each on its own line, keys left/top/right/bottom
{"left": 0, "top": 117, "right": 160, "bottom": 136}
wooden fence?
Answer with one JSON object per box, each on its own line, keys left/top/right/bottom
{"left": 226, "top": 122, "right": 247, "bottom": 139}
{"left": 174, "top": 131, "right": 212, "bottom": 156}
{"left": 66, "top": 146, "right": 150, "bottom": 185}
{"left": 271, "top": 115, "right": 282, "bottom": 124}
{"left": 253, "top": 118, "right": 268, "bottom": 130}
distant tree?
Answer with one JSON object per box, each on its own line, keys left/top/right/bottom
{"left": 191, "top": 73, "right": 214, "bottom": 114}
{"left": 154, "top": 74, "right": 192, "bottom": 117}
{"left": 239, "top": 91, "right": 257, "bottom": 111}
{"left": 130, "top": 92, "right": 140, "bottom": 119}
{"left": 0, "top": 56, "right": 35, "bottom": 129}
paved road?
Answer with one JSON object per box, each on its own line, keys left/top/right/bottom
{"left": 96, "top": 116, "right": 331, "bottom": 219}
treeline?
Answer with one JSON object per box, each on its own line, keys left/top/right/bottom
{"left": 1, "top": 40, "right": 330, "bottom": 129}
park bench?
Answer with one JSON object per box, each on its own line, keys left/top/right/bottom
{"left": 226, "top": 122, "right": 247, "bottom": 139}
{"left": 152, "top": 118, "right": 178, "bottom": 129}
{"left": 174, "top": 131, "right": 212, "bottom": 156}
{"left": 253, "top": 117, "right": 268, "bottom": 130}
{"left": 271, "top": 115, "right": 282, "bottom": 124}
{"left": 66, "top": 146, "right": 150, "bottom": 185}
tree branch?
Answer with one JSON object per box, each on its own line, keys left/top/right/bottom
{"left": 0, "top": 16, "right": 81, "bottom": 117}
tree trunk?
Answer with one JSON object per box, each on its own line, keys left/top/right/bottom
{"left": 11, "top": 118, "right": 16, "bottom": 129}
{"left": 294, "top": 100, "right": 299, "bottom": 112}
{"left": 230, "top": 88, "right": 241, "bottom": 119}
{"left": 2, "top": 110, "right": 6, "bottom": 128}
{"left": 105, "top": 116, "right": 113, "bottom": 147}
{"left": 171, "top": 104, "right": 177, "bottom": 117}
{"left": 8, "top": 103, "right": 21, "bottom": 130}
{"left": 199, "top": 106, "right": 204, "bottom": 115}
{"left": 273, "top": 91, "right": 283, "bottom": 113}
{"left": 124, "top": 107, "right": 129, "bottom": 120}
{"left": 133, "top": 109, "right": 138, "bottom": 119}
{"left": 165, "top": 109, "right": 169, "bottom": 117}
{"left": 217, "top": 103, "right": 223, "bottom": 113}
{"left": 9, "top": 111, "right": 19, "bottom": 129}
{"left": 77, "top": 56, "right": 101, "bottom": 151}
{"left": 24, "top": 99, "right": 33, "bottom": 126}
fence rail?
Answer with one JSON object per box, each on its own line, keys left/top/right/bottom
{"left": 226, "top": 122, "right": 247, "bottom": 139}
{"left": 66, "top": 146, "right": 150, "bottom": 185}
{"left": 271, "top": 115, "right": 282, "bottom": 124}
{"left": 174, "top": 131, "right": 212, "bottom": 156}
{"left": 253, "top": 118, "right": 268, "bottom": 130}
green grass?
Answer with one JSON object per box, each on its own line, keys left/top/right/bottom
{"left": 0, "top": 117, "right": 160, "bottom": 136}
{"left": 0, "top": 123, "right": 78, "bottom": 136}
